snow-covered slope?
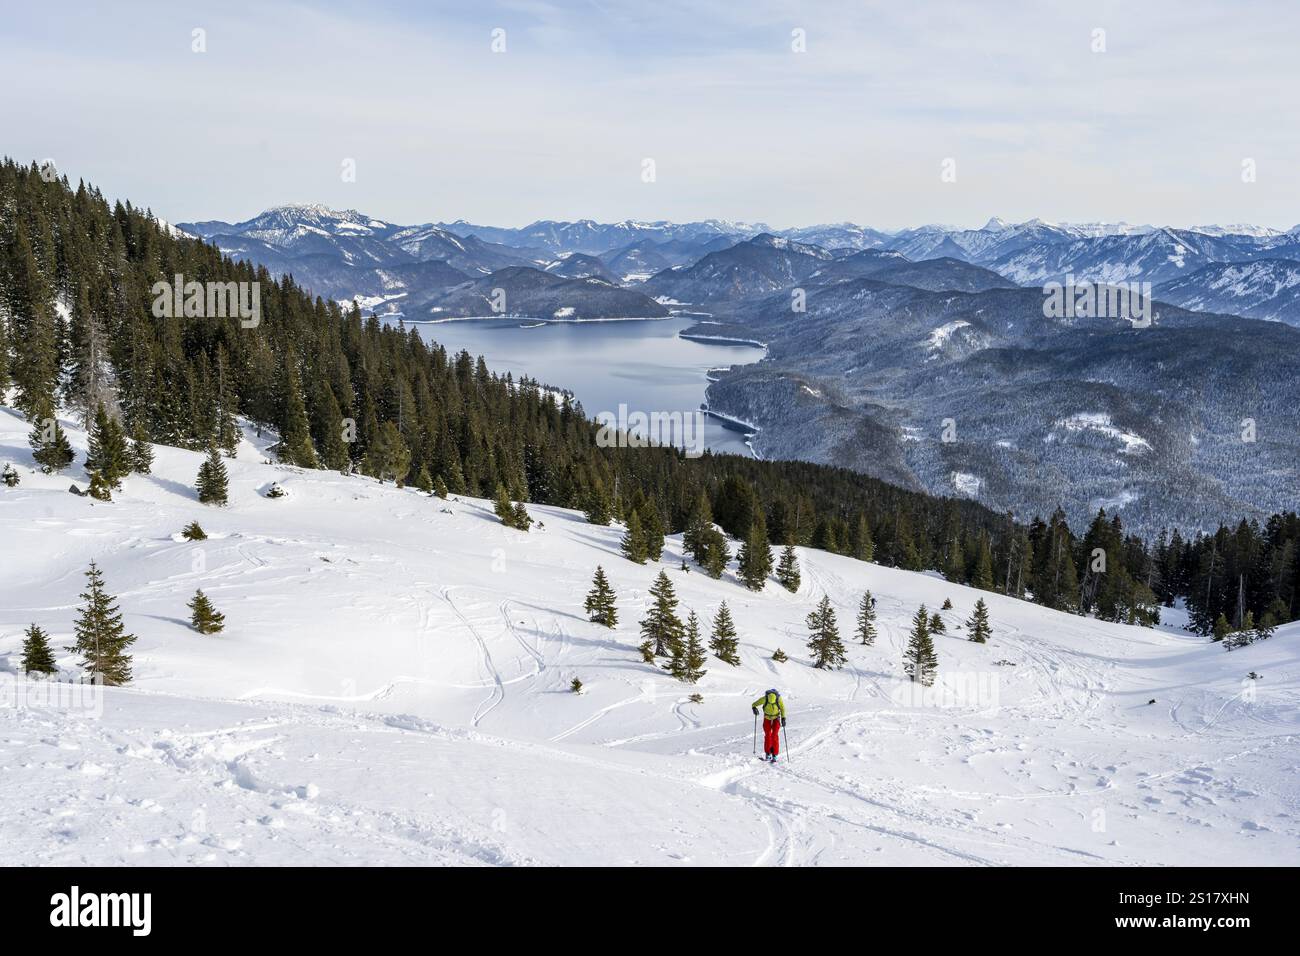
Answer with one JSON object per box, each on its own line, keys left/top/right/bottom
{"left": 1155, "top": 259, "right": 1300, "bottom": 326}
{"left": 1, "top": 406, "right": 1296, "bottom": 866}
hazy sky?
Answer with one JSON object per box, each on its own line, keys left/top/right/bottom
{"left": 4, "top": 0, "right": 1298, "bottom": 229}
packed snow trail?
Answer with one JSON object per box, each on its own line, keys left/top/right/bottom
{"left": 1, "top": 405, "right": 1297, "bottom": 865}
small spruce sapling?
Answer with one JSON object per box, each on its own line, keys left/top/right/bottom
{"left": 188, "top": 589, "right": 226, "bottom": 635}
{"left": 21, "top": 623, "right": 57, "bottom": 675}
{"left": 856, "top": 591, "right": 877, "bottom": 646}
{"left": 966, "top": 598, "right": 992, "bottom": 644}
{"left": 583, "top": 566, "right": 618, "bottom": 628}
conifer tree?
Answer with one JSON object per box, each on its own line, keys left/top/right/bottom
{"left": 904, "top": 605, "right": 938, "bottom": 685}
{"left": 188, "top": 589, "right": 226, "bottom": 634}
{"left": 85, "top": 402, "right": 129, "bottom": 489}
{"left": 806, "top": 595, "right": 847, "bottom": 669}
{"left": 973, "top": 536, "right": 995, "bottom": 590}
{"left": 0, "top": 309, "right": 9, "bottom": 395}
{"left": 776, "top": 544, "right": 800, "bottom": 592}
{"left": 639, "top": 570, "right": 684, "bottom": 657}
{"left": 738, "top": 511, "right": 773, "bottom": 590}
{"left": 683, "top": 491, "right": 713, "bottom": 561}
{"left": 666, "top": 610, "right": 707, "bottom": 684}
{"left": 852, "top": 513, "right": 874, "bottom": 562}
{"left": 7, "top": 220, "right": 59, "bottom": 417}
{"left": 584, "top": 565, "right": 618, "bottom": 627}
{"left": 276, "top": 360, "right": 318, "bottom": 468}
{"left": 217, "top": 400, "right": 241, "bottom": 459}
{"left": 494, "top": 483, "right": 515, "bottom": 524}
{"left": 28, "top": 398, "right": 74, "bottom": 473}
{"left": 944, "top": 536, "right": 966, "bottom": 583}
{"left": 181, "top": 520, "right": 207, "bottom": 541}
{"left": 196, "top": 444, "right": 229, "bottom": 505}
{"left": 772, "top": 648, "right": 788, "bottom": 663}
{"left": 415, "top": 464, "right": 433, "bottom": 494}
{"left": 708, "top": 601, "right": 740, "bottom": 665}
{"left": 66, "top": 290, "right": 112, "bottom": 427}
{"left": 366, "top": 421, "right": 410, "bottom": 485}
{"left": 1212, "top": 612, "right": 1231, "bottom": 643}
{"left": 702, "top": 528, "right": 729, "bottom": 579}
{"left": 313, "top": 381, "right": 349, "bottom": 471}
{"left": 856, "top": 590, "right": 878, "bottom": 645}
{"left": 664, "top": 618, "right": 688, "bottom": 679}
{"left": 892, "top": 513, "right": 921, "bottom": 570}
{"left": 929, "top": 611, "right": 946, "bottom": 634}
{"left": 128, "top": 419, "right": 153, "bottom": 474}
{"left": 812, "top": 518, "right": 839, "bottom": 554}
{"left": 68, "top": 562, "right": 136, "bottom": 686}
{"left": 640, "top": 501, "right": 666, "bottom": 562}
{"left": 966, "top": 598, "right": 992, "bottom": 643}
{"left": 21, "top": 623, "right": 57, "bottom": 675}
{"left": 433, "top": 475, "right": 449, "bottom": 499}
{"left": 88, "top": 469, "right": 112, "bottom": 501}
{"left": 2, "top": 463, "right": 19, "bottom": 487}
{"left": 585, "top": 483, "right": 611, "bottom": 525}
{"left": 621, "top": 510, "right": 647, "bottom": 564}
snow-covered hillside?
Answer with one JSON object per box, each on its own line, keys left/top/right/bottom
{"left": 1, "top": 406, "right": 1296, "bottom": 866}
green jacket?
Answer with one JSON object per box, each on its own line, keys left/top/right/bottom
{"left": 752, "top": 691, "right": 786, "bottom": 719}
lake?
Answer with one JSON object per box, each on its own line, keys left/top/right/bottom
{"left": 405, "top": 316, "right": 765, "bottom": 457}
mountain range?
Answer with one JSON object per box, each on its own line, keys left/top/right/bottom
{"left": 177, "top": 205, "right": 1300, "bottom": 533}
{"left": 179, "top": 206, "right": 1300, "bottom": 325}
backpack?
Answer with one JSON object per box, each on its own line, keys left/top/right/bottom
{"left": 764, "top": 689, "right": 781, "bottom": 709}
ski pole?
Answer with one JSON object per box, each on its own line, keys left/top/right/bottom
{"left": 783, "top": 723, "right": 791, "bottom": 763}
{"left": 753, "top": 711, "right": 758, "bottom": 754}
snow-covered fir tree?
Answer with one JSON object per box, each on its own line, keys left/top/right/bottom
{"left": 640, "top": 502, "right": 665, "bottom": 562}
{"left": 85, "top": 401, "right": 129, "bottom": 489}
{"left": 708, "top": 601, "right": 740, "bottom": 665}
{"left": 128, "top": 420, "right": 153, "bottom": 474}
{"left": 666, "top": 610, "right": 707, "bottom": 683}
{"left": 583, "top": 566, "right": 618, "bottom": 628}
{"left": 904, "top": 604, "right": 938, "bottom": 686}
{"left": 776, "top": 544, "right": 800, "bottom": 592}
{"left": 28, "top": 397, "right": 74, "bottom": 473}
{"left": 855, "top": 590, "right": 877, "bottom": 645}
{"left": 966, "top": 598, "right": 992, "bottom": 643}
{"left": 806, "top": 595, "right": 847, "bottom": 669}
{"left": 737, "top": 512, "right": 773, "bottom": 590}
{"left": 621, "top": 510, "right": 647, "bottom": 564}
{"left": 21, "top": 623, "right": 57, "bottom": 675}
{"left": 187, "top": 589, "right": 226, "bottom": 635}
{"left": 639, "top": 569, "right": 683, "bottom": 658}
{"left": 68, "top": 562, "right": 136, "bottom": 686}
{"left": 196, "top": 445, "right": 229, "bottom": 505}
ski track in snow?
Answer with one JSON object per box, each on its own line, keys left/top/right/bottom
{"left": 1, "top": 406, "right": 1297, "bottom": 866}
{"left": 439, "top": 585, "right": 507, "bottom": 727}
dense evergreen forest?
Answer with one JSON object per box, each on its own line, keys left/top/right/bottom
{"left": 1, "top": 158, "right": 1295, "bottom": 641}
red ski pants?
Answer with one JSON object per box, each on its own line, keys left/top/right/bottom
{"left": 763, "top": 717, "right": 781, "bottom": 756}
